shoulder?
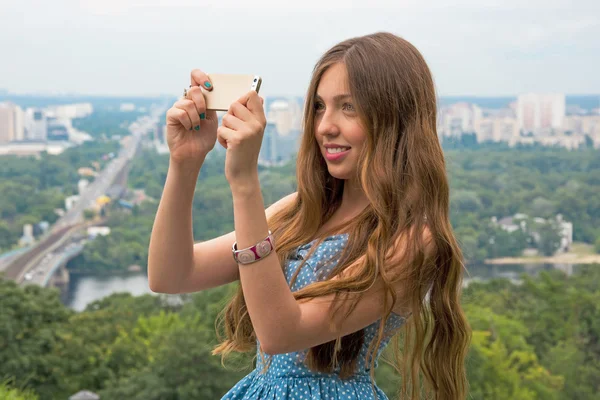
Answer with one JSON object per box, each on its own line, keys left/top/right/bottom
{"left": 265, "top": 191, "right": 298, "bottom": 219}
{"left": 387, "top": 224, "right": 436, "bottom": 268}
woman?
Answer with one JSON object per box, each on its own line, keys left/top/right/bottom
{"left": 148, "top": 32, "right": 470, "bottom": 399}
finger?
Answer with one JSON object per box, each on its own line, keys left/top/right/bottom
{"left": 205, "top": 109, "right": 218, "bottom": 121}
{"left": 235, "top": 91, "right": 251, "bottom": 107}
{"left": 245, "top": 91, "right": 263, "bottom": 115}
{"left": 187, "top": 86, "right": 207, "bottom": 120}
{"left": 174, "top": 99, "right": 201, "bottom": 130}
{"left": 167, "top": 107, "right": 192, "bottom": 131}
{"left": 236, "top": 91, "right": 263, "bottom": 120}
{"left": 190, "top": 69, "right": 213, "bottom": 91}
{"left": 217, "top": 125, "right": 236, "bottom": 149}
{"left": 259, "top": 96, "right": 264, "bottom": 106}
{"left": 229, "top": 101, "right": 254, "bottom": 122}
{"left": 222, "top": 113, "right": 245, "bottom": 131}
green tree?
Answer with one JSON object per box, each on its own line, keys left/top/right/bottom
{"left": 0, "top": 280, "right": 72, "bottom": 399}
{"left": 536, "top": 220, "right": 562, "bottom": 256}
{"left": 0, "top": 382, "right": 39, "bottom": 400}
{"left": 83, "top": 209, "right": 96, "bottom": 220}
{"left": 465, "top": 305, "right": 563, "bottom": 399}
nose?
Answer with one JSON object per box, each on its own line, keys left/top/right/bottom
{"left": 315, "top": 109, "right": 340, "bottom": 138}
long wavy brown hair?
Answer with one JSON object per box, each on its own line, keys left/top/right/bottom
{"left": 213, "top": 32, "right": 471, "bottom": 399}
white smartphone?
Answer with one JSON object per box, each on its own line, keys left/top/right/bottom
{"left": 202, "top": 74, "right": 262, "bottom": 111}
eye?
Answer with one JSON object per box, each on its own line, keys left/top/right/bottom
{"left": 342, "top": 102, "right": 355, "bottom": 112}
{"left": 314, "top": 101, "right": 325, "bottom": 112}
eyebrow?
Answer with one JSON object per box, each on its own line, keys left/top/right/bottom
{"left": 314, "top": 93, "right": 352, "bottom": 102}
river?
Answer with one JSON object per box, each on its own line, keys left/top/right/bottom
{"left": 64, "top": 272, "right": 156, "bottom": 311}
{"left": 63, "top": 263, "right": 583, "bottom": 312}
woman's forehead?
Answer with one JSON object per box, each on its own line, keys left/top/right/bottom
{"left": 316, "top": 63, "right": 350, "bottom": 97}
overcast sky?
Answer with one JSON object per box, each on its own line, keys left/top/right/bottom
{"left": 1, "top": 0, "right": 598, "bottom": 98}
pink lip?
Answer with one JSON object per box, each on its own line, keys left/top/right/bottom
{"left": 324, "top": 148, "right": 350, "bottom": 161}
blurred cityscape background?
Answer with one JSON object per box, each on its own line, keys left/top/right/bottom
{"left": 1, "top": 93, "right": 599, "bottom": 159}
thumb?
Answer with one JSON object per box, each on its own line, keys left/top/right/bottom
{"left": 246, "top": 91, "right": 264, "bottom": 116}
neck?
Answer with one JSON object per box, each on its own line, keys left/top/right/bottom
{"left": 340, "top": 177, "right": 369, "bottom": 214}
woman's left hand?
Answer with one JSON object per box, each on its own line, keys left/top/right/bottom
{"left": 217, "top": 91, "right": 266, "bottom": 186}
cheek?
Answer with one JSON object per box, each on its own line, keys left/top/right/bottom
{"left": 348, "top": 124, "right": 367, "bottom": 147}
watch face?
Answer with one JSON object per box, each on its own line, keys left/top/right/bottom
{"left": 237, "top": 249, "right": 257, "bottom": 264}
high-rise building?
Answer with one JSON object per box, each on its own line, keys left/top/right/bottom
{"left": 438, "top": 103, "right": 482, "bottom": 137}
{"left": 259, "top": 122, "right": 278, "bottom": 163}
{"left": 13, "top": 105, "right": 25, "bottom": 140}
{"left": 0, "top": 102, "right": 16, "bottom": 143}
{"left": 517, "top": 93, "right": 565, "bottom": 134}
{"left": 474, "top": 117, "right": 519, "bottom": 143}
{"left": 25, "top": 108, "right": 48, "bottom": 141}
{"left": 268, "top": 100, "right": 293, "bottom": 137}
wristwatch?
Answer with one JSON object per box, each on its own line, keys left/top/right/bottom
{"left": 232, "top": 230, "right": 274, "bottom": 265}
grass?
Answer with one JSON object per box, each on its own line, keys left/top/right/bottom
{"left": 570, "top": 242, "right": 596, "bottom": 256}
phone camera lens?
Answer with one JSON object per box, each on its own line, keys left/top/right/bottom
{"left": 254, "top": 78, "right": 257, "bottom": 82}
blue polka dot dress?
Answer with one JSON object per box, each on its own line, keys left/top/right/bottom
{"left": 221, "top": 233, "right": 406, "bottom": 400}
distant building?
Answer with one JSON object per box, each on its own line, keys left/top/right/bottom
{"left": 65, "top": 195, "right": 80, "bottom": 211}
{"left": 0, "top": 140, "right": 73, "bottom": 156}
{"left": 438, "top": 102, "right": 482, "bottom": 138}
{"left": 130, "top": 188, "right": 149, "bottom": 205}
{"left": 473, "top": 116, "right": 519, "bottom": 143}
{"left": 491, "top": 213, "right": 529, "bottom": 233}
{"left": 259, "top": 122, "right": 279, "bottom": 163}
{"left": 87, "top": 226, "right": 110, "bottom": 239}
{"left": 255, "top": 97, "right": 304, "bottom": 165}
{"left": 19, "top": 224, "right": 35, "bottom": 246}
{"left": 517, "top": 93, "right": 565, "bottom": 134}
{"left": 37, "top": 221, "right": 50, "bottom": 235}
{"left": 47, "top": 117, "right": 70, "bottom": 141}
{"left": 26, "top": 108, "right": 48, "bottom": 141}
{"left": 13, "top": 105, "right": 25, "bottom": 140}
{"left": 491, "top": 213, "right": 573, "bottom": 254}
{"left": 564, "top": 115, "right": 600, "bottom": 147}
{"left": 0, "top": 102, "right": 26, "bottom": 142}
{"left": 0, "top": 102, "right": 15, "bottom": 143}
{"left": 78, "top": 179, "right": 90, "bottom": 194}
{"left": 268, "top": 100, "right": 294, "bottom": 137}
{"left": 47, "top": 103, "right": 93, "bottom": 120}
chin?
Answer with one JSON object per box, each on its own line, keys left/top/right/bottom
{"left": 326, "top": 168, "right": 351, "bottom": 181}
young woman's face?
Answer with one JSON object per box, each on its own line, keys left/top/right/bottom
{"left": 313, "top": 63, "right": 367, "bottom": 181}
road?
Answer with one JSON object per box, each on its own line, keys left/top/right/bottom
{"left": 1, "top": 108, "right": 165, "bottom": 285}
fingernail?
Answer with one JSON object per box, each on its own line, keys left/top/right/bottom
{"left": 194, "top": 125, "right": 200, "bottom": 131}
{"left": 204, "top": 81, "right": 212, "bottom": 89}
{"left": 200, "top": 113, "right": 206, "bottom": 120}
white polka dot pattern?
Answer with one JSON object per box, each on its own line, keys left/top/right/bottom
{"left": 221, "top": 234, "right": 406, "bottom": 399}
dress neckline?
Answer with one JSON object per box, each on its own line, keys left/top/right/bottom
{"left": 299, "top": 232, "right": 350, "bottom": 250}
{"left": 309, "top": 232, "right": 349, "bottom": 243}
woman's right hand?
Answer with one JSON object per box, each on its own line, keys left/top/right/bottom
{"left": 165, "top": 69, "right": 218, "bottom": 168}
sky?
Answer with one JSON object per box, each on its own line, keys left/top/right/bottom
{"left": 0, "top": 0, "right": 598, "bottom": 98}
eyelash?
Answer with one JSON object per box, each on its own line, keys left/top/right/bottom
{"left": 314, "top": 102, "right": 355, "bottom": 112}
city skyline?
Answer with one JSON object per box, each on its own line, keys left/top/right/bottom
{"left": 1, "top": 0, "right": 599, "bottom": 98}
